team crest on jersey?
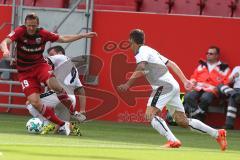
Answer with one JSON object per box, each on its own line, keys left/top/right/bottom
{"left": 36, "top": 38, "right": 41, "bottom": 44}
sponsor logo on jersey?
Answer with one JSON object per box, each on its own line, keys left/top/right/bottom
{"left": 36, "top": 38, "right": 41, "bottom": 44}
{"left": 8, "top": 31, "right": 15, "bottom": 37}
{"left": 21, "top": 46, "right": 42, "bottom": 52}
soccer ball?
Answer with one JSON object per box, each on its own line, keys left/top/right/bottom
{"left": 26, "top": 118, "right": 43, "bottom": 134}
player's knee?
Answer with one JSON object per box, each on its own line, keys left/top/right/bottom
{"left": 51, "top": 85, "right": 63, "bottom": 93}
{"left": 74, "top": 87, "right": 85, "bottom": 95}
{"left": 47, "top": 77, "right": 63, "bottom": 93}
{"left": 175, "top": 117, "right": 189, "bottom": 128}
{"left": 145, "top": 107, "right": 159, "bottom": 121}
{"left": 145, "top": 113, "right": 155, "bottom": 121}
{"left": 173, "top": 112, "right": 189, "bottom": 128}
{"left": 28, "top": 99, "right": 42, "bottom": 110}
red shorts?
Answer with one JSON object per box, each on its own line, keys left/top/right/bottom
{"left": 18, "top": 63, "right": 53, "bottom": 97}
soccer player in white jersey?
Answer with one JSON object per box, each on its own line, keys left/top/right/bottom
{"left": 118, "top": 29, "right": 227, "bottom": 150}
{"left": 47, "top": 45, "right": 86, "bottom": 119}
{"left": 27, "top": 45, "right": 86, "bottom": 135}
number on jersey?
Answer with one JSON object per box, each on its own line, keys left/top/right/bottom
{"left": 21, "top": 80, "right": 29, "bottom": 89}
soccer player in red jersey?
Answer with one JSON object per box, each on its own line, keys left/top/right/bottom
{"left": 0, "top": 13, "right": 97, "bottom": 135}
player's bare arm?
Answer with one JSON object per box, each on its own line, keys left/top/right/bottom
{"left": 57, "top": 32, "right": 97, "bottom": 43}
{"left": 0, "top": 38, "right": 12, "bottom": 58}
{"left": 118, "top": 61, "right": 147, "bottom": 92}
{"left": 166, "top": 60, "right": 193, "bottom": 90}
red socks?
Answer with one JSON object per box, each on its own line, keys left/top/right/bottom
{"left": 41, "top": 105, "right": 64, "bottom": 126}
{"left": 56, "top": 90, "right": 74, "bottom": 114}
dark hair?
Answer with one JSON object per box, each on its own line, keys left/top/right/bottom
{"left": 47, "top": 45, "right": 65, "bottom": 55}
{"left": 25, "top": 13, "right": 39, "bottom": 24}
{"left": 209, "top": 46, "right": 220, "bottom": 54}
{"left": 129, "top": 29, "right": 145, "bottom": 45}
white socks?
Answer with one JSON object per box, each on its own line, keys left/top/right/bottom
{"left": 151, "top": 116, "right": 178, "bottom": 141}
{"left": 26, "top": 104, "right": 49, "bottom": 125}
{"left": 150, "top": 116, "right": 219, "bottom": 141}
{"left": 188, "top": 118, "right": 218, "bottom": 138}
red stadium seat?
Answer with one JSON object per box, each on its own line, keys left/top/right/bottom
{"left": 202, "top": 0, "right": 232, "bottom": 17}
{"left": 24, "top": 0, "right": 69, "bottom": 8}
{"left": 1, "top": 0, "right": 69, "bottom": 8}
{"left": 139, "top": 0, "right": 170, "bottom": 14}
{"left": 94, "top": 0, "right": 135, "bottom": 6}
{"left": 0, "top": 0, "right": 21, "bottom": 5}
{"left": 230, "top": 0, "right": 240, "bottom": 17}
{"left": 170, "top": 0, "right": 202, "bottom": 15}
{"left": 78, "top": 0, "right": 137, "bottom": 11}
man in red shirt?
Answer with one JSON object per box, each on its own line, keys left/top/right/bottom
{"left": 0, "top": 13, "right": 97, "bottom": 135}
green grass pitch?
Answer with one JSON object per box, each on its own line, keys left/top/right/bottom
{"left": 0, "top": 114, "right": 239, "bottom": 160}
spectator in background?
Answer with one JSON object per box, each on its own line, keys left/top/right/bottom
{"left": 218, "top": 66, "right": 240, "bottom": 129}
{"left": 184, "top": 46, "right": 231, "bottom": 122}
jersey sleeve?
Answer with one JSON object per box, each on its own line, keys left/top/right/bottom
{"left": 159, "top": 53, "right": 169, "bottom": 64}
{"left": 230, "top": 66, "right": 240, "bottom": 79}
{"left": 135, "top": 47, "right": 149, "bottom": 64}
{"left": 7, "top": 26, "right": 24, "bottom": 41}
{"left": 43, "top": 29, "right": 59, "bottom": 42}
{"left": 47, "top": 56, "right": 56, "bottom": 65}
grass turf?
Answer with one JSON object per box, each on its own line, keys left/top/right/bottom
{"left": 0, "top": 114, "right": 239, "bottom": 160}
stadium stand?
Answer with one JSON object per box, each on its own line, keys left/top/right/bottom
{"left": 230, "top": 0, "right": 240, "bottom": 17}
{"left": 202, "top": 0, "right": 232, "bottom": 17}
{"left": 31, "top": 0, "right": 69, "bottom": 8}
{"left": 0, "top": 0, "right": 20, "bottom": 5}
{"left": 1, "top": 0, "right": 69, "bottom": 8}
{"left": 138, "top": 0, "right": 171, "bottom": 14}
{"left": 170, "top": 0, "right": 203, "bottom": 15}
{"left": 136, "top": 0, "right": 206, "bottom": 15}
{"left": 78, "top": 0, "right": 137, "bottom": 11}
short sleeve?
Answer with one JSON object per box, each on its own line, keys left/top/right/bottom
{"left": 135, "top": 47, "right": 149, "bottom": 64}
{"left": 230, "top": 66, "right": 240, "bottom": 78}
{"left": 7, "top": 26, "right": 24, "bottom": 41}
{"left": 42, "top": 29, "right": 59, "bottom": 42}
{"left": 159, "top": 54, "right": 169, "bottom": 64}
{"left": 47, "top": 56, "right": 55, "bottom": 65}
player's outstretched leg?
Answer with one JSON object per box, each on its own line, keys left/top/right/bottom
{"left": 173, "top": 111, "right": 227, "bottom": 151}
{"left": 188, "top": 118, "right": 227, "bottom": 151}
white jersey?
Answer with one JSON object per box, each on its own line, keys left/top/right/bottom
{"left": 135, "top": 45, "right": 184, "bottom": 115}
{"left": 230, "top": 66, "right": 240, "bottom": 89}
{"left": 48, "top": 54, "right": 83, "bottom": 94}
{"left": 135, "top": 45, "right": 179, "bottom": 90}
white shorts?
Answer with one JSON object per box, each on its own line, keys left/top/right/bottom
{"left": 40, "top": 90, "right": 76, "bottom": 108}
{"left": 64, "top": 71, "right": 83, "bottom": 88}
{"left": 147, "top": 83, "right": 185, "bottom": 116}
{"left": 26, "top": 90, "right": 76, "bottom": 121}
{"left": 41, "top": 90, "right": 76, "bottom": 121}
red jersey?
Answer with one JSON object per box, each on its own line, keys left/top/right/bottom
{"left": 7, "top": 25, "right": 59, "bottom": 72}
